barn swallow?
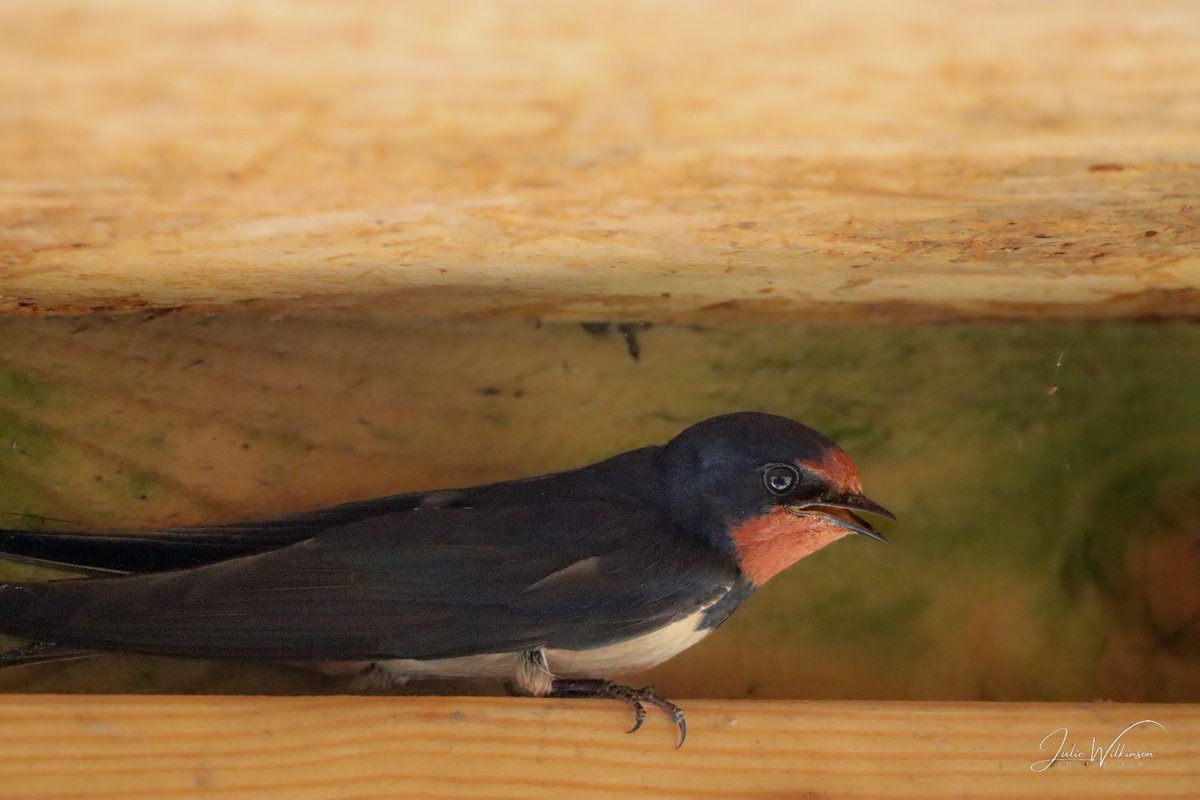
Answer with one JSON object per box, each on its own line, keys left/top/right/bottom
{"left": 0, "top": 411, "right": 892, "bottom": 746}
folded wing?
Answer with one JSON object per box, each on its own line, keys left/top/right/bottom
{"left": 0, "top": 501, "right": 737, "bottom": 662}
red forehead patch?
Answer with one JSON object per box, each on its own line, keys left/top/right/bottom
{"left": 800, "top": 447, "right": 862, "bottom": 493}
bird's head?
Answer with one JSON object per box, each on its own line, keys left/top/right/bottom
{"left": 656, "top": 412, "right": 894, "bottom": 586}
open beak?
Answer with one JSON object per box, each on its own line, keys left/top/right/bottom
{"left": 784, "top": 492, "right": 895, "bottom": 543}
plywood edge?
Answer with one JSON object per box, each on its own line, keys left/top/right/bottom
{"left": 0, "top": 695, "right": 1195, "bottom": 798}
{"left": 5, "top": 281, "right": 1200, "bottom": 325}
{"left": 4, "top": 0, "right": 1199, "bottom": 325}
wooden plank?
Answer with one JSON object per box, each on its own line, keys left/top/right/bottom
{"left": 0, "top": 696, "right": 1194, "bottom": 798}
{"left": 1, "top": 0, "right": 1198, "bottom": 322}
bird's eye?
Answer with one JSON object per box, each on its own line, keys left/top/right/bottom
{"left": 762, "top": 464, "right": 799, "bottom": 495}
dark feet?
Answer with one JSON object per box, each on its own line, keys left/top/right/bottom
{"left": 550, "top": 678, "right": 687, "bottom": 748}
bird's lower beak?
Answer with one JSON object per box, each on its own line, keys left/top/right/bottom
{"left": 784, "top": 493, "right": 895, "bottom": 543}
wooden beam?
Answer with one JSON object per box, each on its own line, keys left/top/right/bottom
{"left": 2, "top": 0, "right": 1198, "bottom": 321}
{"left": 0, "top": 696, "right": 1195, "bottom": 798}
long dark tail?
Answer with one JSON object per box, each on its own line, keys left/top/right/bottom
{"left": 0, "top": 490, "right": 432, "bottom": 575}
{"left": 0, "top": 527, "right": 305, "bottom": 575}
{"left": 0, "top": 640, "right": 96, "bottom": 670}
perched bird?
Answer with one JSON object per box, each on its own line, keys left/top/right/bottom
{"left": 0, "top": 411, "right": 892, "bottom": 745}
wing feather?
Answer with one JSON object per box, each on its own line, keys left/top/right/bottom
{"left": 0, "top": 501, "right": 738, "bottom": 661}
{"left": 0, "top": 490, "right": 451, "bottom": 574}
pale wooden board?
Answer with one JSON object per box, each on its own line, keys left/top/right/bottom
{"left": 0, "top": 696, "right": 1194, "bottom": 798}
{"left": 1, "top": 0, "right": 1198, "bottom": 321}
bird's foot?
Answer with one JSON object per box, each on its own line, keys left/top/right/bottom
{"left": 550, "top": 678, "right": 687, "bottom": 748}
{"left": 345, "top": 662, "right": 411, "bottom": 692}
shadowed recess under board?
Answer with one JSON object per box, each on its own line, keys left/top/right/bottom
{"left": 0, "top": 314, "right": 1197, "bottom": 701}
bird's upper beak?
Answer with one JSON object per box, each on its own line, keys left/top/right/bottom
{"left": 784, "top": 493, "right": 895, "bottom": 543}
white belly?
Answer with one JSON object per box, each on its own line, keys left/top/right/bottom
{"left": 370, "top": 611, "right": 712, "bottom": 686}
{"left": 546, "top": 612, "right": 713, "bottom": 677}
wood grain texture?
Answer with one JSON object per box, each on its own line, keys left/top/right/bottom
{"left": 1, "top": 0, "right": 1198, "bottom": 322}
{"left": 0, "top": 696, "right": 1195, "bottom": 798}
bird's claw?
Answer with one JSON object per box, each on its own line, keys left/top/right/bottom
{"left": 634, "top": 687, "right": 687, "bottom": 748}
{"left": 550, "top": 679, "right": 687, "bottom": 747}
{"left": 626, "top": 699, "right": 647, "bottom": 734}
